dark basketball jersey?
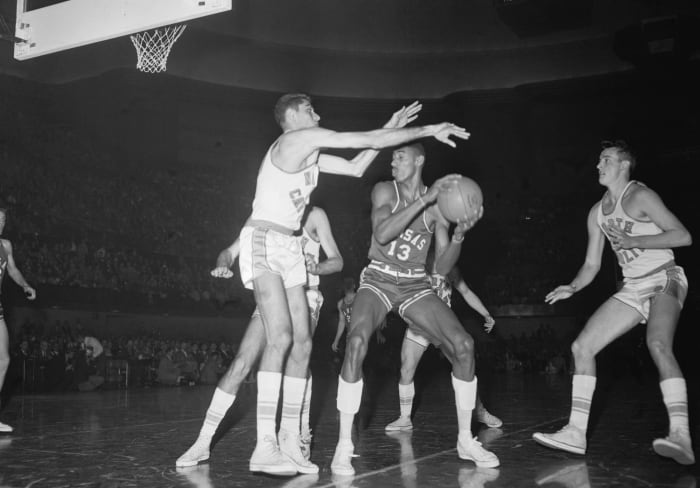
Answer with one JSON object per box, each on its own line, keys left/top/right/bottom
{"left": 367, "top": 181, "right": 433, "bottom": 270}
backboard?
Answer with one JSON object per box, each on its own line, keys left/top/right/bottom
{"left": 13, "top": 0, "right": 232, "bottom": 61}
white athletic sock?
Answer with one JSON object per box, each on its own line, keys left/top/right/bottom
{"left": 280, "top": 375, "right": 306, "bottom": 434}
{"left": 451, "top": 374, "right": 477, "bottom": 438}
{"left": 660, "top": 377, "right": 690, "bottom": 433}
{"left": 398, "top": 382, "right": 415, "bottom": 419}
{"left": 256, "top": 371, "right": 282, "bottom": 443}
{"left": 569, "top": 374, "right": 596, "bottom": 431}
{"left": 199, "top": 387, "right": 236, "bottom": 440}
{"left": 301, "top": 375, "right": 312, "bottom": 437}
{"left": 337, "top": 376, "right": 363, "bottom": 443}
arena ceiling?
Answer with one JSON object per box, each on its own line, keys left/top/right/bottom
{"left": 0, "top": 0, "right": 699, "bottom": 98}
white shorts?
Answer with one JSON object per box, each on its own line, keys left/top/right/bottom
{"left": 238, "top": 225, "right": 307, "bottom": 290}
{"left": 306, "top": 288, "right": 324, "bottom": 328}
{"left": 614, "top": 265, "right": 688, "bottom": 323}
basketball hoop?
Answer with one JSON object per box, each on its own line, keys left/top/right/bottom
{"left": 130, "top": 24, "right": 186, "bottom": 73}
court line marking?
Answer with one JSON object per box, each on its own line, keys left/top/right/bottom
{"left": 8, "top": 417, "right": 210, "bottom": 441}
{"left": 315, "top": 416, "right": 569, "bottom": 488}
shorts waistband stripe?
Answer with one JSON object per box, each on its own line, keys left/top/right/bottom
{"left": 246, "top": 220, "right": 295, "bottom": 236}
{"left": 368, "top": 260, "right": 426, "bottom": 278}
{"left": 626, "top": 260, "right": 676, "bottom": 280}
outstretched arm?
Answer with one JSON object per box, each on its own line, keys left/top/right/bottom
{"left": 545, "top": 204, "right": 605, "bottom": 304}
{"left": 452, "top": 276, "right": 495, "bottom": 333}
{"left": 332, "top": 299, "right": 346, "bottom": 352}
{"left": 3, "top": 240, "right": 35, "bottom": 299}
{"left": 278, "top": 114, "right": 470, "bottom": 174}
{"left": 211, "top": 238, "right": 241, "bottom": 279}
{"left": 318, "top": 102, "right": 422, "bottom": 177}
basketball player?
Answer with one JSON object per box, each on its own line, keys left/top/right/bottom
{"left": 331, "top": 143, "right": 499, "bottom": 476}
{"left": 332, "top": 277, "right": 356, "bottom": 355}
{"left": 332, "top": 277, "right": 388, "bottom": 375}
{"left": 0, "top": 208, "right": 36, "bottom": 433}
{"left": 385, "top": 261, "right": 501, "bottom": 432}
{"left": 532, "top": 140, "right": 694, "bottom": 465}
{"left": 176, "top": 206, "right": 341, "bottom": 471}
{"left": 228, "top": 94, "right": 470, "bottom": 476}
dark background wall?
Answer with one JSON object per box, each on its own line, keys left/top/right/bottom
{"left": 1, "top": 62, "right": 698, "bottom": 342}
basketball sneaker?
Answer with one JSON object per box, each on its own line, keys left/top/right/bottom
{"left": 653, "top": 428, "right": 695, "bottom": 465}
{"left": 331, "top": 440, "right": 358, "bottom": 476}
{"left": 475, "top": 408, "right": 503, "bottom": 428}
{"left": 299, "top": 430, "right": 312, "bottom": 461}
{"left": 532, "top": 424, "right": 586, "bottom": 455}
{"left": 249, "top": 435, "right": 297, "bottom": 476}
{"left": 176, "top": 438, "right": 210, "bottom": 467}
{"left": 457, "top": 435, "right": 500, "bottom": 468}
{"left": 278, "top": 429, "right": 319, "bottom": 474}
{"left": 385, "top": 416, "right": 413, "bottom": 432}
{"left": 0, "top": 422, "right": 13, "bottom": 433}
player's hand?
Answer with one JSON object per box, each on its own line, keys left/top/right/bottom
{"left": 424, "top": 173, "right": 462, "bottom": 204}
{"left": 545, "top": 285, "right": 576, "bottom": 304}
{"left": 483, "top": 315, "right": 495, "bottom": 333}
{"left": 214, "top": 247, "right": 236, "bottom": 269}
{"left": 385, "top": 101, "right": 422, "bottom": 129}
{"left": 210, "top": 267, "right": 234, "bottom": 279}
{"left": 24, "top": 285, "right": 36, "bottom": 300}
{"left": 452, "top": 207, "right": 483, "bottom": 237}
{"left": 432, "top": 123, "right": 471, "bottom": 148}
{"left": 603, "top": 223, "right": 635, "bottom": 251}
{"left": 331, "top": 341, "right": 339, "bottom": 352}
{"left": 305, "top": 255, "right": 320, "bottom": 275}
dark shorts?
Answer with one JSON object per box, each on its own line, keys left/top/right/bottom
{"left": 358, "top": 264, "right": 433, "bottom": 320}
{"left": 0, "top": 300, "right": 3, "bottom": 321}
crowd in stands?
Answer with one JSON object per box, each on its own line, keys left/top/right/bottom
{"left": 1, "top": 136, "right": 252, "bottom": 312}
{"left": 0, "top": 119, "right": 691, "bottom": 396}
{"left": 6, "top": 319, "right": 237, "bottom": 394}
{"left": 1, "top": 129, "right": 594, "bottom": 314}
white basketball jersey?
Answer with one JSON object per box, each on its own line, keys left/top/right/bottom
{"left": 301, "top": 227, "right": 321, "bottom": 288}
{"left": 251, "top": 141, "right": 319, "bottom": 231}
{"left": 596, "top": 181, "right": 674, "bottom": 278}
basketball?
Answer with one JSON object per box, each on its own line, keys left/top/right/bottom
{"left": 437, "top": 176, "right": 483, "bottom": 223}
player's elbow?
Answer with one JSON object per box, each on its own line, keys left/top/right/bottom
{"left": 679, "top": 229, "right": 692, "bottom": 247}
{"left": 332, "top": 257, "right": 344, "bottom": 273}
{"left": 375, "top": 233, "right": 392, "bottom": 246}
{"left": 352, "top": 167, "right": 366, "bottom": 178}
{"left": 582, "top": 260, "right": 601, "bottom": 277}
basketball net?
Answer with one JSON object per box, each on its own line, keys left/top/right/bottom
{"left": 130, "top": 24, "right": 187, "bottom": 73}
